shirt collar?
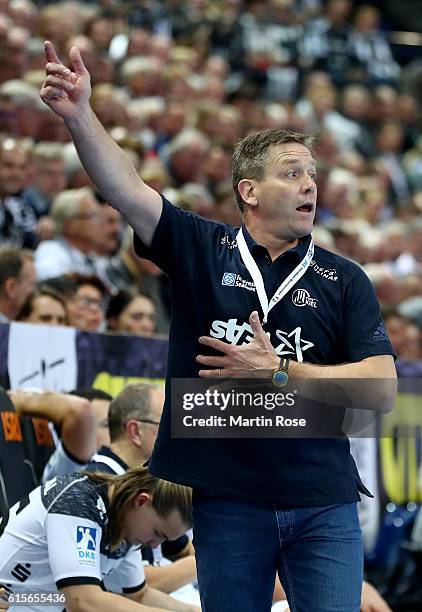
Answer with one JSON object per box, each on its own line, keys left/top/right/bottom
{"left": 240, "top": 223, "right": 312, "bottom": 263}
{"left": 0, "top": 312, "right": 10, "bottom": 324}
{"left": 97, "top": 445, "right": 129, "bottom": 471}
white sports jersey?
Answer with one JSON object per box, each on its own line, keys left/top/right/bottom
{"left": 42, "top": 439, "right": 87, "bottom": 483}
{"left": 0, "top": 474, "right": 145, "bottom": 612}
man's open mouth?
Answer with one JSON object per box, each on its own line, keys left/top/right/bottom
{"left": 296, "top": 204, "right": 313, "bottom": 212}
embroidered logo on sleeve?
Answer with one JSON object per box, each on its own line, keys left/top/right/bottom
{"left": 373, "top": 323, "right": 389, "bottom": 342}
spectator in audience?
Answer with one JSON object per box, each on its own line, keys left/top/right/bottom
{"left": 349, "top": 4, "right": 401, "bottom": 85}
{"left": 34, "top": 187, "right": 105, "bottom": 281}
{"left": 22, "top": 141, "right": 66, "bottom": 220}
{"left": 373, "top": 121, "right": 411, "bottom": 209}
{"left": 107, "top": 289, "right": 157, "bottom": 337}
{"left": 0, "top": 247, "right": 36, "bottom": 324}
{"left": 392, "top": 218, "right": 422, "bottom": 276}
{"left": 0, "top": 137, "right": 38, "bottom": 248}
{"left": 394, "top": 319, "right": 421, "bottom": 361}
{"left": 43, "top": 273, "right": 109, "bottom": 332}
{"left": 0, "top": 79, "right": 42, "bottom": 139}
{"left": 106, "top": 227, "right": 170, "bottom": 334}
{"left": 18, "top": 285, "right": 68, "bottom": 326}
{"left": 92, "top": 190, "right": 123, "bottom": 258}
{"left": 302, "top": 0, "right": 363, "bottom": 86}
{"left": 163, "top": 129, "right": 210, "bottom": 187}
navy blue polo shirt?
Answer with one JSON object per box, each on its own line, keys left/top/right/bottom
{"left": 134, "top": 196, "right": 394, "bottom": 506}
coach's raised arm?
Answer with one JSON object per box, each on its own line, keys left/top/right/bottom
{"left": 40, "top": 41, "right": 162, "bottom": 248}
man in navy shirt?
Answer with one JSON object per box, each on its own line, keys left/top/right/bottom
{"left": 41, "top": 42, "right": 397, "bottom": 612}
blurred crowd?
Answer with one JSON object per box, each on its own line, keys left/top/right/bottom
{"left": 0, "top": 0, "right": 421, "bottom": 362}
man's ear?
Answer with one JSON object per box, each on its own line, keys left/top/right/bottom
{"left": 237, "top": 179, "right": 258, "bottom": 209}
{"left": 126, "top": 420, "right": 142, "bottom": 447}
{"left": 134, "top": 492, "right": 151, "bottom": 508}
{"left": 4, "top": 276, "right": 17, "bottom": 300}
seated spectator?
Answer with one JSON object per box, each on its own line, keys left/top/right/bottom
{"left": 349, "top": 5, "right": 401, "bottom": 85}
{"left": 18, "top": 286, "right": 68, "bottom": 326}
{"left": 301, "top": 0, "right": 364, "bottom": 87}
{"left": 92, "top": 190, "right": 123, "bottom": 258}
{"left": 34, "top": 187, "right": 105, "bottom": 282}
{"left": 22, "top": 141, "right": 66, "bottom": 220}
{"left": 106, "top": 227, "right": 170, "bottom": 334}
{"left": 383, "top": 308, "right": 409, "bottom": 356}
{"left": 107, "top": 289, "right": 156, "bottom": 337}
{"left": 0, "top": 79, "right": 42, "bottom": 139}
{"left": 373, "top": 121, "right": 411, "bottom": 208}
{"left": 0, "top": 247, "right": 36, "bottom": 324}
{"left": 0, "top": 137, "right": 38, "bottom": 249}
{"left": 43, "top": 273, "right": 109, "bottom": 332}
{"left": 162, "top": 129, "right": 210, "bottom": 187}
{"left": 398, "top": 319, "right": 421, "bottom": 360}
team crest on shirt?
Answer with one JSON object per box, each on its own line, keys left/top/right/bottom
{"left": 221, "top": 272, "right": 256, "bottom": 292}
{"left": 76, "top": 526, "right": 97, "bottom": 566}
{"left": 292, "top": 288, "right": 318, "bottom": 309}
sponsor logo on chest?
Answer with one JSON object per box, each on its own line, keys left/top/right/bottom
{"left": 221, "top": 272, "right": 256, "bottom": 292}
{"left": 310, "top": 260, "right": 338, "bottom": 282}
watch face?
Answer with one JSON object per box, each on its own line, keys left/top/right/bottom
{"left": 272, "top": 370, "right": 289, "bottom": 388}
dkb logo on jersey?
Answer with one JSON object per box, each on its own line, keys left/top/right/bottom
{"left": 76, "top": 526, "right": 97, "bottom": 566}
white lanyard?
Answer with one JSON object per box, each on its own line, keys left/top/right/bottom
{"left": 237, "top": 227, "right": 314, "bottom": 323}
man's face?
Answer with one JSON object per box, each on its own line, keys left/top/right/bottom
{"left": 123, "top": 498, "right": 187, "bottom": 549}
{"left": 0, "top": 145, "right": 28, "bottom": 196}
{"left": 250, "top": 143, "right": 317, "bottom": 241}
{"left": 67, "top": 195, "right": 101, "bottom": 245}
{"left": 137, "top": 386, "right": 164, "bottom": 458}
{"left": 36, "top": 159, "right": 66, "bottom": 198}
{"left": 91, "top": 398, "right": 111, "bottom": 449}
{"left": 12, "top": 258, "right": 36, "bottom": 312}
{"left": 27, "top": 295, "right": 67, "bottom": 326}
{"left": 67, "top": 284, "right": 104, "bottom": 331}
{"left": 94, "top": 205, "right": 122, "bottom": 256}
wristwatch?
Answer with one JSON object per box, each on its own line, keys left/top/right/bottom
{"left": 272, "top": 357, "right": 290, "bottom": 388}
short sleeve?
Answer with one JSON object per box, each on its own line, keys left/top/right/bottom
{"left": 133, "top": 195, "right": 223, "bottom": 276}
{"left": 46, "top": 514, "right": 102, "bottom": 589}
{"left": 161, "top": 534, "right": 189, "bottom": 558}
{"left": 341, "top": 265, "right": 395, "bottom": 361}
{"left": 102, "top": 547, "right": 145, "bottom": 594}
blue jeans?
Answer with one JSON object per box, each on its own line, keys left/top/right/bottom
{"left": 192, "top": 497, "right": 363, "bottom": 612}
